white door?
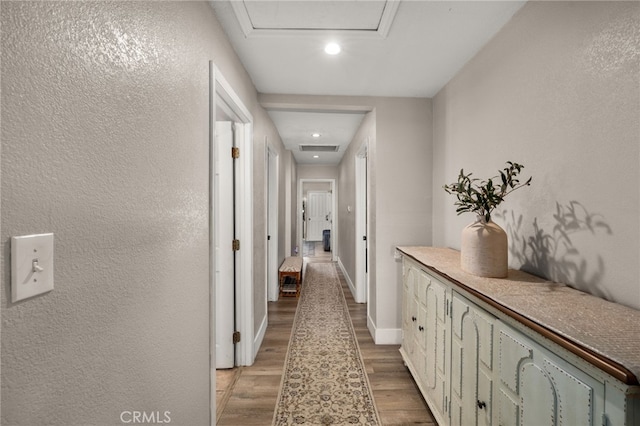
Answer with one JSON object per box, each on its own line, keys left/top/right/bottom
{"left": 215, "top": 121, "right": 235, "bottom": 369}
{"left": 355, "top": 150, "right": 368, "bottom": 303}
{"left": 267, "top": 147, "right": 279, "bottom": 301}
{"left": 307, "top": 191, "right": 331, "bottom": 241}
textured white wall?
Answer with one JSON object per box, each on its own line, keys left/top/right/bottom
{"left": 1, "top": 2, "right": 284, "bottom": 424}
{"left": 433, "top": 1, "right": 640, "bottom": 309}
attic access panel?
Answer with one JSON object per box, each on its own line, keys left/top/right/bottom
{"left": 231, "top": 0, "right": 400, "bottom": 37}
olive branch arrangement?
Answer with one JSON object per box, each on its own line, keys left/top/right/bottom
{"left": 443, "top": 161, "right": 532, "bottom": 223}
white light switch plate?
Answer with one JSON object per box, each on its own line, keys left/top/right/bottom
{"left": 11, "top": 233, "right": 54, "bottom": 302}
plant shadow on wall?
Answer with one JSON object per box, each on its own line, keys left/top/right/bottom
{"left": 497, "top": 201, "right": 613, "bottom": 300}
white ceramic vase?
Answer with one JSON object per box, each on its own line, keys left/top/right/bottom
{"left": 460, "top": 216, "right": 508, "bottom": 278}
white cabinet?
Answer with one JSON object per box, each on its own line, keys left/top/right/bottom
{"left": 399, "top": 254, "right": 637, "bottom": 426}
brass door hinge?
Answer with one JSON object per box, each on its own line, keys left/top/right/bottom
{"left": 232, "top": 239, "right": 240, "bottom": 251}
{"left": 233, "top": 331, "right": 241, "bottom": 344}
{"left": 231, "top": 147, "right": 240, "bottom": 159}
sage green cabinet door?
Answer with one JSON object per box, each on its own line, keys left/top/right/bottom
{"left": 497, "top": 324, "right": 604, "bottom": 426}
{"left": 450, "top": 293, "right": 496, "bottom": 426}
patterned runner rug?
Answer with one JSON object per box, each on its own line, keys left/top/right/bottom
{"left": 273, "top": 262, "right": 381, "bottom": 425}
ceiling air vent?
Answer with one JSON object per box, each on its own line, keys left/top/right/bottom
{"left": 299, "top": 145, "right": 340, "bottom": 152}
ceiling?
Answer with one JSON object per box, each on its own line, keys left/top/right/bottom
{"left": 209, "top": 0, "right": 526, "bottom": 164}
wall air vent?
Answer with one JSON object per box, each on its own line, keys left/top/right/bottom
{"left": 299, "top": 145, "right": 340, "bottom": 152}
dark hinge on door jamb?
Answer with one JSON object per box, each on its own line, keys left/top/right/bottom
{"left": 232, "top": 239, "right": 240, "bottom": 251}
{"left": 232, "top": 331, "right": 241, "bottom": 344}
{"left": 231, "top": 147, "right": 240, "bottom": 159}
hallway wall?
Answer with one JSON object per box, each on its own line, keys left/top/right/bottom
{"left": 297, "top": 164, "right": 339, "bottom": 180}
{"left": 432, "top": 1, "right": 640, "bottom": 309}
{"left": 369, "top": 98, "right": 432, "bottom": 341}
{"left": 338, "top": 111, "right": 375, "bottom": 300}
{"left": 253, "top": 117, "right": 289, "bottom": 336}
{"left": 284, "top": 151, "right": 297, "bottom": 257}
{"left": 1, "top": 2, "right": 285, "bottom": 424}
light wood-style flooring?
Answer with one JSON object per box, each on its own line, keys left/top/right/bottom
{"left": 216, "top": 242, "right": 435, "bottom": 425}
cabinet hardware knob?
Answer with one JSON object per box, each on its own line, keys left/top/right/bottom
{"left": 412, "top": 316, "right": 416, "bottom": 322}
{"left": 418, "top": 326, "right": 424, "bottom": 331}
{"left": 477, "top": 400, "right": 486, "bottom": 410}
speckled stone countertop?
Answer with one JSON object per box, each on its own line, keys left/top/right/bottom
{"left": 397, "top": 246, "right": 640, "bottom": 385}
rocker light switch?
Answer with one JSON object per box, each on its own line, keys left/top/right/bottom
{"left": 11, "top": 233, "right": 54, "bottom": 302}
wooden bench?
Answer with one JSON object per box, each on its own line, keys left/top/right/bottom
{"left": 279, "top": 256, "right": 303, "bottom": 297}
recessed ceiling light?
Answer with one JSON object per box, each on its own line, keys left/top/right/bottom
{"left": 324, "top": 42, "right": 341, "bottom": 55}
{"left": 312, "top": 133, "right": 321, "bottom": 138}
{"left": 313, "top": 155, "right": 320, "bottom": 159}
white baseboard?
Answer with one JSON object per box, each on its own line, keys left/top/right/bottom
{"left": 337, "top": 257, "right": 357, "bottom": 301}
{"left": 367, "top": 314, "right": 402, "bottom": 345}
{"left": 252, "top": 312, "right": 268, "bottom": 362}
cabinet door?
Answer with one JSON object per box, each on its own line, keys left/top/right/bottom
{"left": 416, "top": 270, "right": 449, "bottom": 424}
{"left": 450, "top": 293, "right": 496, "bottom": 426}
{"left": 401, "top": 261, "right": 418, "bottom": 363}
{"left": 497, "top": 324, "right": 604, "bottom": 426}
{"left": 413, "top": 270, "right": 426, "bottom": 386}
{"left": 401, "top": 261, "right": 451, "bottom": 426}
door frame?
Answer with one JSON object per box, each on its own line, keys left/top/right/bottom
{"left": 355, "top": 139, "right": 369, "bottom": 304}
{"left": 209, "top": 62, "right": 254, "bottom": 423}
{"left": 266, "top": 142, "right": 279, "bottom": 302}
{"left": 298, "top": 178, "right": 337, "bottom": 261}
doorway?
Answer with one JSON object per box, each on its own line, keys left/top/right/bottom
{"left": 299, "top": 179, "right": 337, "bottom": 262}
{"left": 355, "top": 141, "right": 369, "bottom": 304}
{"left": 214, "top": 120, "right": 235, "bottom": 369}
{"left": 267, "top": 144, "right": 279, "bottom": 302}
{"left": 210, "top": 61, "right": 254, "bottom": 424}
